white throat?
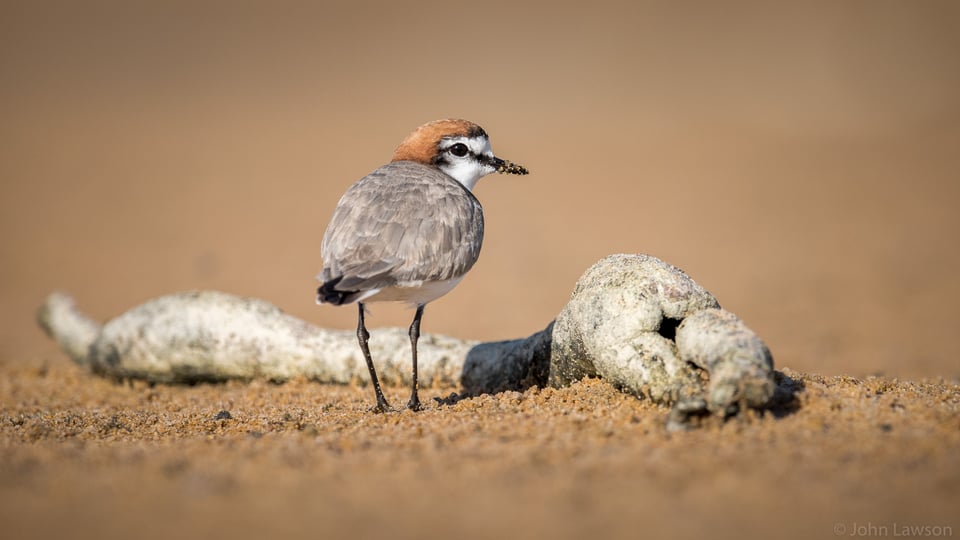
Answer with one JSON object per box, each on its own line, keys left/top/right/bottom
{"left": 440, "top": 161, "right": 486, "bottom": 191}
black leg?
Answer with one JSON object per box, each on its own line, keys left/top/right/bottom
{"left": 357, "top": 303, "right": 390, "bottom": 413}
{"left": 406, "top": 304, "right": 425, "bottom": 411}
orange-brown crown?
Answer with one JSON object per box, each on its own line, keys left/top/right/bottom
{"left": 391, "top": 119, "right": 488, "bottom": 164}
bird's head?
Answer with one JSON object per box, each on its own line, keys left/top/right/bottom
{"left": 391, "top": 119, "right": 528, "bottom": 191}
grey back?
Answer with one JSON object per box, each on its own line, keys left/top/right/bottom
{"left": 320, "top": 161, "right": 485, "bottom": 291}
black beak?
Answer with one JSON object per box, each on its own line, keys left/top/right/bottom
{"left": 488, "top": 156, "right": 529, "bottom": 175}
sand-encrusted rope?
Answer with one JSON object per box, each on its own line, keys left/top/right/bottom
{"left": 37, "top": 254, "right": 775, "bottom": 420}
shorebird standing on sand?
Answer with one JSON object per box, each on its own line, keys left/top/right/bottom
{"left": 317, "top": 119, "right": 529, "bottom": 412}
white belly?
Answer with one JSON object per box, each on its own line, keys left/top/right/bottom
{"left": 355, "top": 276, "right": 465, "bottom": 306}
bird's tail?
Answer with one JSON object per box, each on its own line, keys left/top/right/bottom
{"left": 317, "top": 276, "right": 354, "bottom": 305}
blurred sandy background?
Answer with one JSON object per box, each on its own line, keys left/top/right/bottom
{"left": 2, "top": 3, "right": 960, "bottom": 540}
{"left": 3, "top": 0, "right": 959, "bottom": 380}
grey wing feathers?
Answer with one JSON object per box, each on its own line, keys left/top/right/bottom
{"left": 320, "top": 161, "right": 484, "bottom": 292}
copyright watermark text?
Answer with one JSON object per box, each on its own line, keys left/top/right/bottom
{"left": 834, "top": 522, "right": 953, "bottom": 537}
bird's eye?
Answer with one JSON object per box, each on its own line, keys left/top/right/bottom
{"left": 448, "top": 143, "right": 469, "bottom": 157}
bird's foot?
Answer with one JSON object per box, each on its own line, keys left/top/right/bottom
{"left": 370, "top": 398, "right": 393, "bottom": 414}
{"left": 406, "top": 395, "right": 423, "bottom": 412}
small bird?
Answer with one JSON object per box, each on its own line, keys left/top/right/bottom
{"left": 317, "top": 119, "right": 528, "bottom": 412}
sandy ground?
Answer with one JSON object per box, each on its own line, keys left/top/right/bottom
{"left": 1, "top": 362, "right": 958, "bottom": 540}
{"left": 2, "top": 1, "right": 959, "bottom": 538}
